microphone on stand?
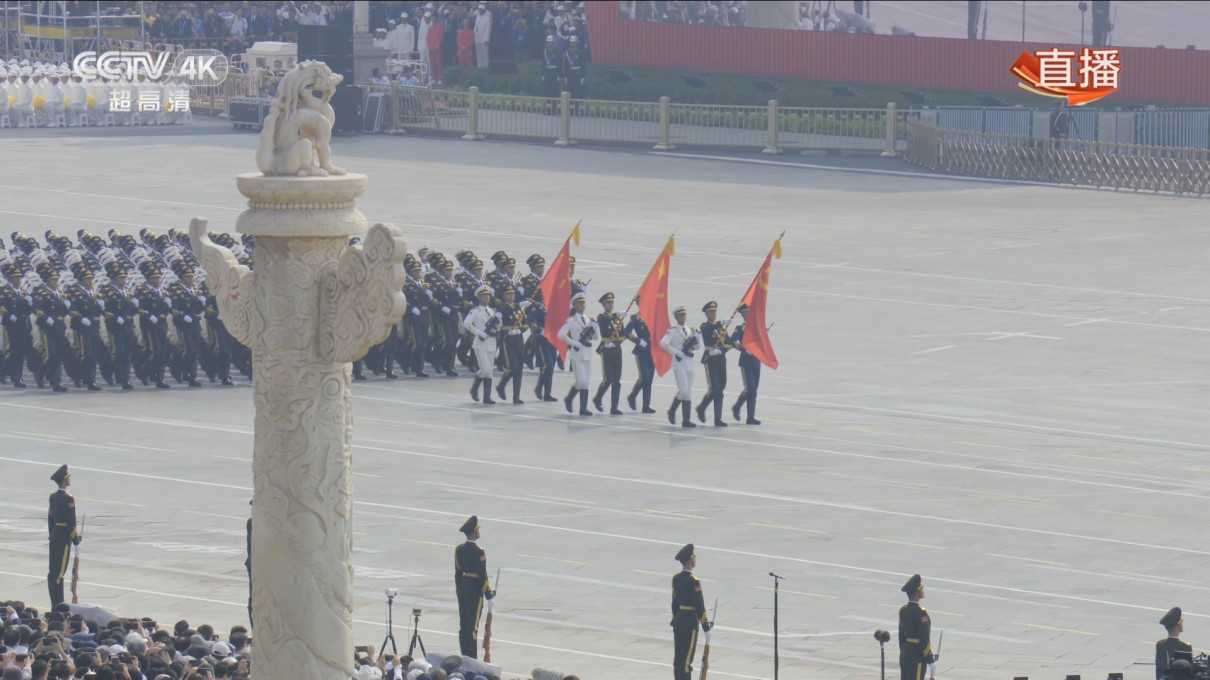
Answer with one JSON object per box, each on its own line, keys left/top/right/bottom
{"left": 769, "top": 572, "right": 785, "bottom": 680}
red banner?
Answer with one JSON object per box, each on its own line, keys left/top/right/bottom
{"left": 739, "top": 240, "right": 780, "bottom": 370}
{"left": 541, "top": 224, "right": 580, "bottom": 361}
{"left": 634, "top": 236, "right": 675, "bottom": 376}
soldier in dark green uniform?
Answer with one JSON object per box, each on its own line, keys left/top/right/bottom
{"left": 47, "top": 464, "right": 79, "bottom": 607}
{"left": 898, "top": 574, "right": 936, "bottom": 680}
{"left": 695, "top": 301, "right": 733, "bottom": 427}
{"left": 671, "top": 543, "right": 711, "bottom": 680}
{"left": 494, "top": 286, "right": 527, "bottom": 404}
{"left": 592, "top": 292, "right": 625, "bottom": 415}
{"left": 1157, "top": 607, "right": 1193, "bottom": 680}
{"left": 729, "top": 303, "right": 761, "bottom": 425}
{"left": 454, "top": 515, "right": 494, "bottom": 659}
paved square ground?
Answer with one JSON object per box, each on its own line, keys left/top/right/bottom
{"left": 1, "top": 127, "right": 1209, "bottom": 680}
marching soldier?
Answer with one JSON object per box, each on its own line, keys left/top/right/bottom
{"left": 526, "top": 297, "right": 558, "bottom": 402}
{"left": 454, "top": 515, "right": 494, "bottom": 659}
{"left": 660, "top": 306, "right": 700, "bottom": 428}
{"left": 65, "top": 262, "right": 104, "bottom": 391}
{"left": 98, "top": 262, "right": 139, "bottom": 390}
{"left": 494, "top": 285, "right": 527, "bottom": 404}
{"left": 1157, "top": 607, "right": 1193, "bottom": 680}
{"left": 33, "top": 263, "right": 70, "bottom": 393}
{"left": 429, "top": 259, "right": 462, "bottom": 377}
{"left": 403, "top": 258, "right": 433, "bottom": 378}
{"left": 486, "top": 251, "right": 511, "bottom": 303}
{"left": 521, "top": 254, "right": 545, "bottom": 369}
{"left": 592, "top": 292, "right": 625, "bottom": 415}
{"left": 454, "top": 254, "right": 482, "bottom": 371}
{"left": 570, "top": 256, "right": 587, "bottom": 298}
{"left": 729, "top": 303, "right": 761, "bottom": 425}
{"left": 624, "top": 301, "right": 656, "bottom": 413}
{"left": 201, "top": 281, "right": 234, "bottom": 386}
{"left": 167, "top": 261, "right": 205, "bottom": 387}
{"left": 695, "top": 301, "right": 733, "bottom": 427}
{"left": 557, "top": 291, "right": 597, "bottom": 416}
{"left": 671, "top": 543, "right": 711, "bottom": 680}
{"left": 47, "top": 464, "right": 79, "bottom": 607}
{"left": 1, "top": 262, "right": 33, "bottom": 387}
{"left": 135, "top": 261, "right": 173, "bottom": 389}
{"left": 463, "top": 284, "right": 500, "bottom": 404}
{"left": 898, "top": 574, "right": 936, "bottom": 680}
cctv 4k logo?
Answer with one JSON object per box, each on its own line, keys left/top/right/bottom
{"left": 1011, "top": 47, "right": 1120, "bottom": 106}
{"left": 72, "top": 49, "right": 230, "bottom": 86}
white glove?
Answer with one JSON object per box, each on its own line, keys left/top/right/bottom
{"left": 98, "top": 300, "right": 106, "bottom": 310}
{"left": 519, "top": 301, "right": 531, "bottom": 309}
{"left": 149, "top": 314, "right": 158, "bottom": 324}
{"left": 674, "top": 350, "right": 685, "bottom": 359}
{"left": 604, "top": 342, "right": 616, "bottom": 348}
{"left": 572, "top": 341, "right": 584, "bottom": 350}
{"left": 183, "top": 314, "right": 193, "bottom": 323}
{"left": 425, "top": 289, "right": 433, "bottom": 299}
{"left": 116, "top": 316, "right": 124, "bottom": 326}
{"left": 486, "top": 599, "right": 495, "bottom": 613}
{"left": 25, "top": 296, "right": 33, "bottom": 304}
{"left": 477, "top": 332, "right": 488, "bottom": 341}
{"left": 7, "top": 314, "right": 15, "bottom": 322}
{"left": 81, "top": 317, "right": 91, "bottom": 327}
{"left": 411, "top": 307, "right": 421, "bottom": 316}
{"left": 455, "top": 286, "right": 462, "bottom": 295}
{"left": 63, "top": 299, "right": 71, "bottom": 309}
{"left": 132, "top": 298, "right": 140, "bottom": 307}
{"left": 46, "top": 317, "right": 54, "bottom": 326}
{"left": 639, "top": 339, "right": 647, "bottom": 347}
{"left": 199, "top": 295, "right": 207, "bottom": 304}
{"left": 494, "top": 312, "right": 503, "bottom": 320}
{"left": 508, "top": 328, "right": 522, "bottom": 335}
{"left": 704, "top": 629, "right": 712, "bottom": 644}
{"left": 516, "top": 286, "right": 525, "bottom": 295}
{"left": 927, "top": 662, "right": 936, "bottom": 678}
{"left": 709, "top": 348, "right": 722, "bottom": 356}
{"left": 441, "top": 306, "right": 450, "bottom": 314}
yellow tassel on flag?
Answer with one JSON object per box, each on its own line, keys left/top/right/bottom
{"left": 571, "top": 222, "right": 581, "bottom": 247}
{"left": 772, "top": 239, "right": 782, "bottom": 260}
{"left": 667, "top": 235, "right": 676, "bottom": 257}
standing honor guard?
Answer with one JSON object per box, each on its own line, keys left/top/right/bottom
{"left": 403, "top": 258, "right": 433, "bottom": 378}
{"left": 671, "top": 543, "right": 711, "bottom": 680}
{"left": 729, "top": 303, "right": 761, "bottom": 425}
{"left": 429, "top": 259, "right": 462, "bottom": 377}
{"left": 454, "top": 515, "right": 495, "bottom": 659}
{"left": 1, "top": 262, "right": 33, "bottom": 387}
{"left": 47, "top": 464, "right": 80, "bottom": 607}
{"left": 624, "top": 302, "right": 656, "bottom": 413}
{"left": 99, "top": 262, "right": 139, "bottom": 390}
{"left": 898, "top": 574, "right": 936, "bottom": 680}
{"left": 660, "top": 306, "right": 700, "bottom": 428}
{"left": 1157, "top": 607, "right": 1193, "bottom": 680}
{"left": 463, "top": 284, "right": 500, "bottom": 404}
{"left": 592, "top": 292, "right": 625, "bottom": 415}
{"left": 695, "top": 301, "right": 733, "bottom": 427}
{"left": 558, "top": 291, "right": 597, "bottom": 416}
{"left": 494, "top": 285, "right": 527, "bottom": 404}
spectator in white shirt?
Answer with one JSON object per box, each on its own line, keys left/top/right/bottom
{"left": 473, "top": 4, "right": 492, "bottom": 68}
{"left": 229, "top": 9, "right": 248, "bottom": 38}
{"left": 397, "top": 66, "right": 420, "bottom": 87}
{"left": 369, "top": 67, "right": 390, "bottom": 86}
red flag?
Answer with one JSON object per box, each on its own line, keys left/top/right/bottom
{"left": 739, "top": 239, "right": 780, "bottom": 370}
{"left": 634, "top": 236, "right": 675, "bottom": 376}
{"left": 541, "top": 223, "right": 580, "bottom": 361}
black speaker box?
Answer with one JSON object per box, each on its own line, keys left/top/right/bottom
{"left": 322, "top": 54, "right": 355, "bottom": 82}
{"left": 297, "top": 24, "right": 353, "bottom": 60}
{"left": 331, "top": 85, "right": 364, "bottom": 135}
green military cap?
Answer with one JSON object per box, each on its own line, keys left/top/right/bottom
{"left": 51, "top": 464, "right": 69, "bottom": 483}
{"left": 701, "top": 301, "right": 718, "bottom": 313}
{"left": 901, "top": 574, "right": 922, "bottom": 594}
{"left": 1161, "top": 607, "right": 1183, "bottom": 628}
{"left": 527, "top": 254, "right": 545, "bottom": 268}
{"left": 36, "top": 262, "right": 59, "bottom": 281}
{"left": 406, "top": 260, "right": 422, "bottom": 273}
{"left": 440, "top": 259, "right": 454, "bottom": 272}
{"left": 459, "top": 515, "right": 480, "bottom": 535}
{"left": 737, "top": 303, "right": 750, "bottom": 313}
{"left": 675, "top": 543, "right": 695, "bottom": 563}
{"left": 491, "top": 250, "right": 508, "bottom": 264}
{"left": 599, "top": 292, "right": 614, "bottom": 304}
{"left": 1, "top": 262, "right": 21, "bottom": 278}
{"left": 138, "top": 260, "right": 161, "bottom": 279}
{"left": 501, "top": 285, "right": 516, "bottom": 296}
{"left": 70, "top": 261, "right": 93, "bottom": 281}
{"left": 104, "top": 261, "right": 125, "bottom": 280}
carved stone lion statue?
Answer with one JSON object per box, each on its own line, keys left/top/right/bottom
{"left": 256, "top": 60, "right": 347, "bottom": 178}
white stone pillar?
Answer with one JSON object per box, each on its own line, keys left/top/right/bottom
{"left": 354, "top": 1, "right": 370, "bottom": 35}
{"left": 189, "top": 69, "right": 405, "bottom": 680}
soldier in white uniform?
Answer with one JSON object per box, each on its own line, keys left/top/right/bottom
{"left": 64, "top": 70, "right": 87, "bottom": 127}
{"left": 557, "top": 291, "right": 597, "bottom": 416}
{"left": 660, "top": 305, "right": 701, "bottom": 428}
{"left": 0, "top": 68, "right": 10, "bottom": 120}
{"left": 461, "top": 284, "right": 499, "bottom": 405}
{"left": 43, "top": 70, "right": 65, "bottom": 126}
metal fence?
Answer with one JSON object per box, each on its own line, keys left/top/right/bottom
{"left": 904, "top": 120, "right": 1210, "bottom": 195}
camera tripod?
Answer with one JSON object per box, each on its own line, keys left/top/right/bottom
{"left": 380, "top": 592, "right": 399, "bottom": 659}
{"left": 407, "top": 608, "right": 427, "bottom": 658}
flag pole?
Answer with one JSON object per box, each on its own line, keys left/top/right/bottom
{"left": 726, "top": 232, "right": 785, "bottom": 325}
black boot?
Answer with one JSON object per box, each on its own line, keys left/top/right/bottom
{"left": 732, "top": 392, "right": 745, "bottom": 422}
{"left": 535, "top": 380, "right": 544, "bottom": 401}
{"left": 470, "top": 377, "right": 481, "bottom": 402}
{"left": 627, "top": 383, "right": 639, "bottom": 411}
{"left": 496, "top": 376, "right": 508, "bottom": 401}
{"left": 696, "top": 396, "right": 709, "bottom": 423}
{"left": 609, "top": 383, "right": 623, "bottom": 415}
{"left": 592, "top": 383, "right": 606, "bottom": 412}
{"left": 578, "top": 389, "right": 593, "bottom": 416}
{"left": 542, "top": 373, "right": 558, "bottom": 402}
{"left": 483, "top": 379, "right": 497, "bottom": 405}
{"left": 564, "top": 386, "right": 577, "bottom": 413}
{"left": 746, "top": 395, "right": 761, "bottom": 425}
{"left": 667, "top": 398, "right": 679, "bottom": 425}
{"left": 713, "top": 399, "right": 728, "bottom": 427}
{"left": 642, "top": 384, "right": 656, "bottom": 414}
{"left": 681, "top": 399, "right": 697, "bottom": 428}
{"left": 512, "top": 376, "right": 524, "bottom": 404}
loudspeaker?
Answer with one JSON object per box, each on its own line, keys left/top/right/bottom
{"left": 323, "top": 55, "right": 355, "bottom": 82}
{"left": 297, "top": 24, "right": 353, "bottom": 60}
{"left": 331, "top": 85, "right": 363, "bottom": 135}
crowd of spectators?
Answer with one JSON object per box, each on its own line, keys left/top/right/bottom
{"left": 0, "top": 601, "right": 572, "bottom": 680}
{"left": 619, "top": 0, "right": 747, "bottom": 27}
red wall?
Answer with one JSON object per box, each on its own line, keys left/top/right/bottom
{"left": 584, "top": 2, "right": 1210, "bottom": 106}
